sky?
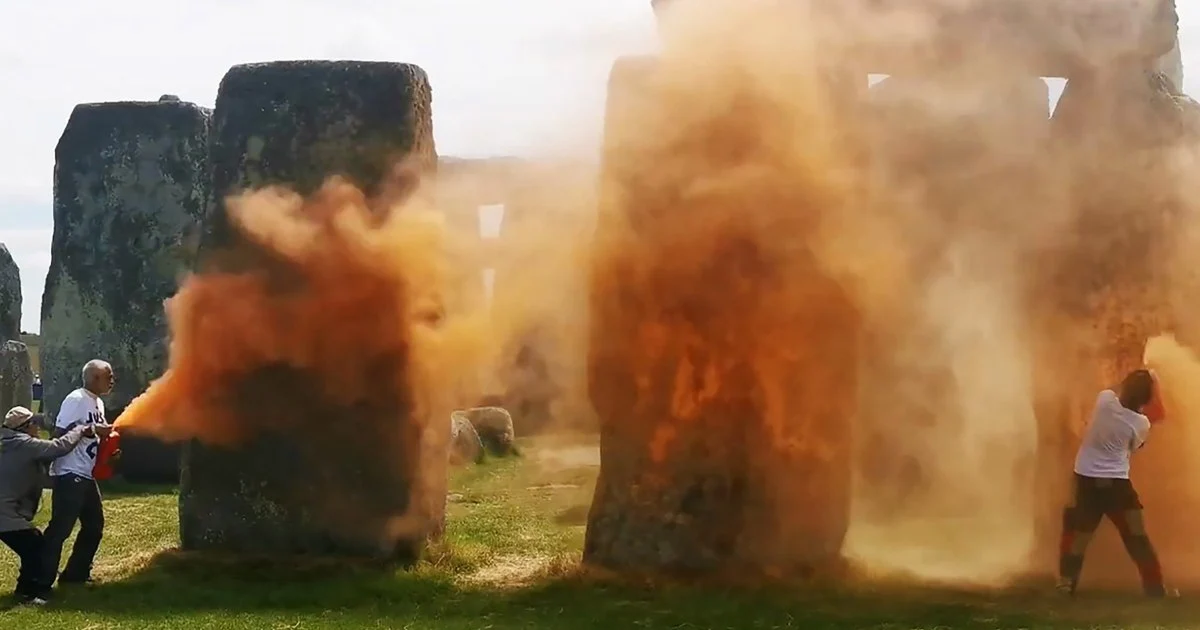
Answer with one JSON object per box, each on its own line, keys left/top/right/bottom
{"left": 1, "top": 1, "right": 1198, "bottom": 334}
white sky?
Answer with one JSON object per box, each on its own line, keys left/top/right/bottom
{"left": 1, "top": 1, "right": 1198, "bottom": 333}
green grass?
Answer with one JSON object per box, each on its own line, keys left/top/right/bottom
{"left": 1, "top": 439, "right": 1198, "bottom": 629}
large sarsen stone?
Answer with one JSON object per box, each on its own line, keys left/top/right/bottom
{"left": 181, "top": 60, "right": 441, "bottom": 561}
{"left": 42, "top": 99, "right": 209, "bottom": 416}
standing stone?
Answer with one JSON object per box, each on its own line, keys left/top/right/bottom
{"left": 1155, "top": 40, "right": 1184, "bottom": 93}
{"left": 848, "top": 70, "right": 1052, "bottom": 575}
{"left": 496, "top": 325, "right": 560, "bottom": 436}
{"left": 584, "top": 57, "right": 858, "bottom": 575}
{"left": 107, "top": 405, "right": 182, "bottom": 484}
{"left": 1152, "top": 1, "right": 1183, "bottom": 92}
{"left": 182, "top": 61, "right": 440, "bottom": 561}
{"left": 0, "top": 341, "right": 33, "bottom": 412}
{"left": 0, "top": 245, "right": 20, "bottom": 344}
{"left": 1031, "top": 65, "right": 1200, "bottom": 587}
{"left": 202, "top": 61, "right": 436, "bottom": 250}
{"left": 42, "top": 99, "right": 209, "bottom": 419}
{"left": 488, "top": 165, "right": 596, "bottom": 435}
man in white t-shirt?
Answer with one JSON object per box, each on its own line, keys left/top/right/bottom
{"left": 40, "top": 360, "right": 115, "bottom": 589}
{"left": 1056, "top": 368, "right": 1171, "bottom": 597}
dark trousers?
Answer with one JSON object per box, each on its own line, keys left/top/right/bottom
{"left": 1058, "top": 473, "right": 1164, "bottom": 595}
{"left": 0, "top": 528, "right": 47, "bottom": 597}
{"left": 41, "top": 474, "right": 105, "bottom": 585}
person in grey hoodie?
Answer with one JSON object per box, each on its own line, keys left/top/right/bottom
{"left": 0, "top": 406, "right": 100, "bottom": 605}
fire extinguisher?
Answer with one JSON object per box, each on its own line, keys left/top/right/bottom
{"left": 93, "top": 429, "right": 122, "bottom": 482}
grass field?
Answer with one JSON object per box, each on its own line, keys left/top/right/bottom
{"left": 0, "top": 437, "right": 1197, "bottom": 629}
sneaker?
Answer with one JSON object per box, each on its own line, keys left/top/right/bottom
{"left": 12, "top": 593, "right": 48, "bottom": 607}
{"left": 1146, "top": 585, "right": 1181, "bottom": 599}
{"left": 1055, "top": 577, "right": 1075, "bottom": 596}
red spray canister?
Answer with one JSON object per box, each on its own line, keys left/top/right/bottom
{"left": 92, "top": 429, "right": 122, "bottom": 481}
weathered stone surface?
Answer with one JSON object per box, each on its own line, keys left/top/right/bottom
{"left": 865, "top": 71, "right": 1052, "bottom": 249}
{"left": 1032, "top": 67, "right": 1200, "bottom": 587}
{"left": 449, "top": 412, "right": 484, "bottom": 465}
{"left": 41, "top": 99, "right": 210, "bottom": 418}
{"left": 117, "top": 434, "right": 181, "bottom": 484}
{"left": 108, "top": 406, "right": 180, "bottom": 484}
{"left": 202, "top": 60, "right": 436, "bottom": 252}
{"left": 654, "top": 0, "right": 1180, "bottom": 78}
{"left": 0, "top": 245, "right": 20, "bottom": 344}
{"left": 1154, "top": 2, "right": 1184, "bottom": 91}
{"left": 182, "top": 60, "right": 440, "bottom": 561}
{"left": 0, "top": 340, "right": 33, "bottom": 412}
{"left": 584, "top": 56, "right": 858, "bottom": 575}
{"left": 457, "top": 406, "right": 516, "bottom": 457}
{"left": 1155, "top": 39, "right": 1184, "bottom": 93}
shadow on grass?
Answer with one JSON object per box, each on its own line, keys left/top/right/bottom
{"left": 41, "top": 551, "right": 1196, "bottom": 629}
{"left": 99, "top": 480, "right": 178, "bottom": 498}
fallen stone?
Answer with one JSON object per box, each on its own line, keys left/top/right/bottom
{"left": 449, "top": 412, "right": 485, "bottom": 465}
{"left": 181, "top": 60, "right": 440, "bottom": 561}
{"left": 459, "top": 406, "right": 516, "bottom": 457}
{"left": 42, "top": 99, "right": 210, "bottom": 417}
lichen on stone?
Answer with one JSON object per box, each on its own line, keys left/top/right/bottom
{"left": 0, "top": 244, "right": 21, "bottom": 343}
{"left": 43, "top": 99, "right": 210, "bottom": 415}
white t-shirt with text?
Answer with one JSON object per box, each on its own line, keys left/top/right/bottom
{"left": 48, "top": 388, "right": 108, "bottom": 479}
{"left": 1074, "top": 389, "right": 1151, "bottom": 479}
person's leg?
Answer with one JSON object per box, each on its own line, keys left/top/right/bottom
{"left": 1105, "top": 481, "right": 1166, "bottom": 597}
{"left": 0, "top": 529, "right": 47, "bottom": 598}
{"left": 1058, "top": 476, "right": 1104, "bottom": 593}
{"left": 40, "top": 474, "right": 87, "bottom": 587}
{"left": 60, "top": 479, "right": 104, "bottom": 583}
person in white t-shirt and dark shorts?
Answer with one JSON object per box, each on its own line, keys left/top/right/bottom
{"left": 40, "top": 360, "right": 115, "bottom": 589}
{"left": 1056, "top": 368, "right": 1175, "bottom": 598}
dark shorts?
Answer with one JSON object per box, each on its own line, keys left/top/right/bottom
{"left": 1070, "top": 473, "right": 1143, "bottom": 514}
{"left": 1060, "top": 473, "right": 1162, "bottom": 593}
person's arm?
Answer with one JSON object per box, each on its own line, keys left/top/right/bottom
{"left": 1130, "top": 421, "right": 1150, "bottom": 452}
{"left": 21, "top": 425, "right": 91, "bottom": 462}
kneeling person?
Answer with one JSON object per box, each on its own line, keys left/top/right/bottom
{"left": 0, "top": 407, "right": 96, "bottom": 604}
